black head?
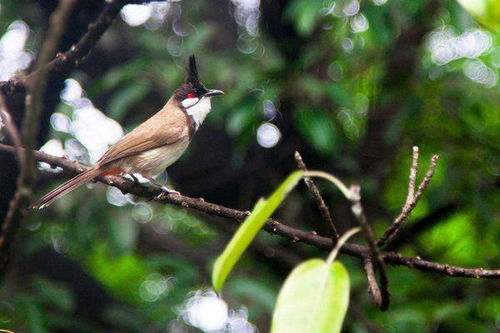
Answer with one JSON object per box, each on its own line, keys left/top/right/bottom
{"left": 173, "top": 55, "right": 224, "bottom": 103}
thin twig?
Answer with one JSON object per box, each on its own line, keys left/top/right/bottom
{"left": 405, "top": 146, "right": 419, "bottom": 208}
{"left": 378, "top": 152, "right": 440, "bottom": 247}
{"left": 0, "top": 112, "right": 22, "bottom": 161}
{"left": 363, "top": 259, "right": 383, "bottom": 307}
{"left": 294, "top": 151, "right": 339, "bottom": 240}
{"left": 0, "top": 0, "right": 75, "bottom": 271}
{"left": 41, "top": 0, "right": 124, "bottom": 74}
{"left": 350, "top": 185, "right": 390, "bottom": 310}
{"left": 0, "top": 95, "right": 23, "bottom": 162}
{"left": 24, "top": 0, "right": 168, "bottom": 79}
{"left": 0, "top": 0, "right": 139, "bottom": 95}
{"left": 1, "top": 143, "right": 499, "bottom": 280}
{"left": 414, "top": 155, "right": 439, "bottom": 200}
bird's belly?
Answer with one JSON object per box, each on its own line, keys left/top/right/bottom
{"left": 118, "top": 138, "right": 190, "bottom": 177}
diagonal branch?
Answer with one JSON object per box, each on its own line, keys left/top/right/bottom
{"left": 26, "top": 0, "right": 167, "bottom": 81}
{"left": 378, "top": 150, "right": 439, "bottom": 247}
{"left": 1, "top": 143, "right": 498, "bottom": 280}
{"left": 294, "top": 151, "right": 339, "bottom": 240}
{"left": 350, "top": 185, "right": 390, "bottom": 310}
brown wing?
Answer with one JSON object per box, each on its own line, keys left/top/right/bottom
{"left": 97, "top": 101, "right": 189, "bottom": 167}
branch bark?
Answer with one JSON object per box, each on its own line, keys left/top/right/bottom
{"left": 350, "top": 185, "right": 390, "bottom": 310}
{"left": 1, "top": 143, "right": 498, "bottom": 280}
{"left": 294, "top": 151, "right": 339, "bottom": 240}
{"left": 378, "top": 151, "right": 439, "bottom": 247}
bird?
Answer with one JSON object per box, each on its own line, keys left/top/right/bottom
{"left": 32, "top": 55, "right": 223, "bottom": 209}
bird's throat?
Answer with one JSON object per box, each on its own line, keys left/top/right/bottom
{"left": 186, "top": 97, "right": 212, "bottom": 130}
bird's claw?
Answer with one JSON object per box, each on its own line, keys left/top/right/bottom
{"left": 161, "top": 186, "right": 180, "bottom": 195}
{"left": 154, "top": 187, "right": 180, "bottom": 200}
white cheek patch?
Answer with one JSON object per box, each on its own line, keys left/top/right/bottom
{"left": 181, "top": 97, "right": 199, "bottom": 108}
{"left": 186, "top": 97, "right": 212, "bottom": 130}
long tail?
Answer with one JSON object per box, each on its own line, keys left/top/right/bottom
{"left": 32, "top": 168, "right": 101, "bottom": 209}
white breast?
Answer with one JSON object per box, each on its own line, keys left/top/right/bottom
{"left": 185, "top": 96, "right": 212, "bottom": 130}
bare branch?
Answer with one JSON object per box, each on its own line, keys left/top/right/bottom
{"left": 405, "top": 146, "right": 419, "bottom": 207}
{"left": 363, "top": 259, "right": 383, "bottom": 307}
{"left": 41, "top": 0, "right": 125, "bottom": 75}
{"left": 0, "top": 95, "right": 23, "bottom": 162}
{"left": 415, "top": 155, "right": 439, "bottom": 201}
{"left": 24, "top": 0, "right": 168, "bottom": 80}
{"left": 294, "top": 151, "right": 339, "bottom": 240}
{"left": 378, "top": 149, "right": 440, "bottom": 247}
{"left": 1, "top": 144, "right": 497, "bottom": 280}
{"left": 350, "top": 185, "right": 390, "bottom": 310}
{"left": 0, "top": 0, "right": 75, "bottom": 271}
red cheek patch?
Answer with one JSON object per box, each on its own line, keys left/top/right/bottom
{"left": 187, "top": 93, "right": 196, "bottom": 99}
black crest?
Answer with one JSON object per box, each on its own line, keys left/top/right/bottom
{"left": 187, "top": 55, "right": 199, "bottom": 85}
{"left": 173, "top": 55, "right": 208, "bottom": 101}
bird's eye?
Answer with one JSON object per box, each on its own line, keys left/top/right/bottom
{"left": 186, "top": 93, "right": 197, "bottom": 99}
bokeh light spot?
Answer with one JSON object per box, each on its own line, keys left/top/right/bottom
{"left": 256, "top": 123, "right": 281, "bottom": 148}
{"left": 131, "top": 203, "right": 153, "bottom": 224}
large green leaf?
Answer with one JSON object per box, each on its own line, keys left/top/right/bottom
{"left": 212, "top": 170, "right": 354, "bottom": 292}
{"left": 212, "top": 170, "right": 304, "bottom": 292}
{"left": 271, "top": 260, "right": 350, "bottom": 333}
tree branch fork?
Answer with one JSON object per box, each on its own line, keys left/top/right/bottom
{"left": 0, "top": 143, "right": 498, "bottom": 285}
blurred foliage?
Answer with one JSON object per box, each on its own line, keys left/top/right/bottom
{"left": 0, "top": 0, "right": 499, "bottom": 332}
{"left": 456, "top": 0, "right": 500, "bottom": 31}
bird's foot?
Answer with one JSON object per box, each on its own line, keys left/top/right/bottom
{"left": 161, "top": 185, "right": 180, "bottom": 195}
{"left": 154, "top": 186, "right": 180, "bottom": 200}
{"left": 129, "top": 174, "right": 140, "bottom": 184}
{"left": 123, "top": 173, "right": 141, "bottom": 184}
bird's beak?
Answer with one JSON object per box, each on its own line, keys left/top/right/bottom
{"left": 205, "top": 89, "right": 224, "bottom": 97}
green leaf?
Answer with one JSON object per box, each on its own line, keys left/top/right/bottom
{"left": 212, "top": 170, "right": 304, "bottom": 292}
{"left": 271, "top": 260, "right": 350, "bottom": 333}
{"left": 86, "top": 244, "right": 152, "bottom": 304}
{"left": 296, "top": 108, "right": 338, "bottom": 157}
{"left": 88, "top": 58, "right": 150, "bottom": 95}
{"left": 21, "top": 297, "right": 47, "bottom": 333}
{"left": 107, "top": 82, "right": 150, "bottom": 122}
{"left": 286, "top": 0, "right": 324, "bottom": 36}
{"left": 32, "top": 278, "right": 74, "bottom": 313}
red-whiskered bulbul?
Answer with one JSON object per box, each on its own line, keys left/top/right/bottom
{"left": 32, "top": 55, "right": 223, "bottom": 209}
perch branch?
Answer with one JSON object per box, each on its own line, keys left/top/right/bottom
{"left": 0, "top": 143, "right": 498, "bottom": 280}
{"left": 294, "top": 151, "right": 339, "bottom": 240}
